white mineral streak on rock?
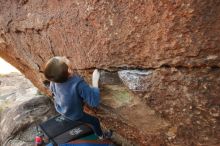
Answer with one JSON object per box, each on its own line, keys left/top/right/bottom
{"left": 118, "top": 70, "right": 153, "bottom": 91}
{"left": 207, "top": 55, "right": 218, "bottom": 60}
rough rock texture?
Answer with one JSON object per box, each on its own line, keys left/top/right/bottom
{"left": 0, "top": 0, "right": 220, "bottom": 145}
{"left": 117, "top": 68, "right": 220, "bottom": 145}
{"left": 0, "top": 95, "right": 55, "bottom": 145}
{"left": 5, "top": 125, "right": 39, "bottom": 146}
{"left": 0, "top": 0, "right": 220, "bottom": 93}
{"left": 0, "top": 73, "right": 56, "bottom": 146}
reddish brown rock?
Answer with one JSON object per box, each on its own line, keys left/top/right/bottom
{"left": 140, "top": 67, "right": 220, "bottom": 145}
{"left": 0, "top": 0, "right": 220, "bottom": 145}
{"left": 0, "top": 0, "right": 220, "bottom": 92}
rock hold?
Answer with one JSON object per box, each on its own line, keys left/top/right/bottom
{"left": 118, "top": 70, "right": 153, "bottom": 91}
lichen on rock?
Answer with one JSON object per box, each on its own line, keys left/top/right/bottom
{"left": 118, "top": 70, "right": 153, "bottom": 91}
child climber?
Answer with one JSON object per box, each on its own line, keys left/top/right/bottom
{"left": 43, "top": 56, "right": 112, "bottom": 139}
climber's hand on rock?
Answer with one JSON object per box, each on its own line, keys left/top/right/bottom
{"left": 92, "top": 69, "right": 100, "bottom": 88}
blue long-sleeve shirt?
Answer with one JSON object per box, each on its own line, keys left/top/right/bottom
{"left": 49, "top": 75, "right": 100, "bottom": 120}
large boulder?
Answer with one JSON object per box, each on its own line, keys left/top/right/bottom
{"left": 0, "top": 0, "right": 220, "bottom": 93}
{"left": 0, "top": 95, "right": 55, "bottom": 146}
{"left": 0, "top": 0, "right": 220, "bottom": 145}
{"left": 0, "top": 73, "right": 56, "bottom": 145}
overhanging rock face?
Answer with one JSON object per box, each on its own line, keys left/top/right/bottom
{"left": 0, "top": 0, "right": 220, "bottom": 145}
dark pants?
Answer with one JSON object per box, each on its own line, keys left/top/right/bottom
{"left": 77, "top": 113, "right": 103, "bottom": 137}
